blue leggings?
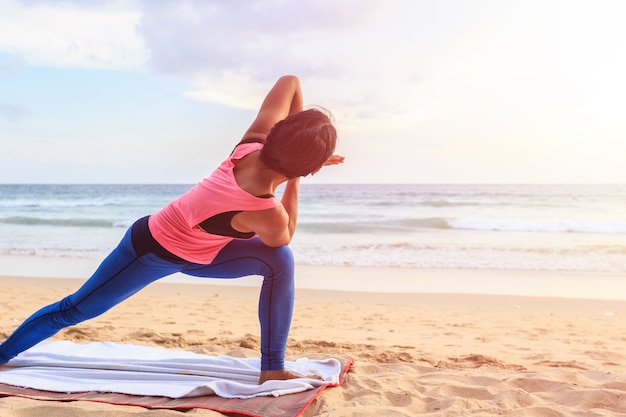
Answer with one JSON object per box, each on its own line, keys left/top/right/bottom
{"left": 0, "top": 223, "right": 294, "bottom": 371}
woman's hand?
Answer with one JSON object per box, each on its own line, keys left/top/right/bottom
{"left": 311, "top": 154, "right": 345, "bottom": 176}
{"left": 324, "top": 155, "right": 345, "bottom": 166}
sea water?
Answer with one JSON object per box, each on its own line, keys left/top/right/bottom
{"left": 0, "top": 183, "right": 625, "bottom": 275}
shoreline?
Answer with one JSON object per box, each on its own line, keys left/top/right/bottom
{"left": 3, "top": 275, "right": 626, "bottom": 315}
{"left": 1, "top": 253, "right": 626, "bottom": 301}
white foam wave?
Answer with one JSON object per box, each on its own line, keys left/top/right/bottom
{"left": 449, "top": 218, "right": 626, "bottom": 235}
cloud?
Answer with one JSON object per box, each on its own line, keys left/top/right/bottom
{"left": 0, "top": 0, "right": 440, "bottom": 126}
{"left": 0, "top": 0, "right": 146, "bottom": 69}
{"left": 137, "top": 0, "right": 384, "bottom": 81}
{"left": 136, "top": 0, "right": 411, "bottom": 121}
{"left": 133, "top": 0, "right": 442, "bottom": 139}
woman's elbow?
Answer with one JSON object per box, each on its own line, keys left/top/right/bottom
{"left": 258, "top": 233, "right": 292, "bottom": 248}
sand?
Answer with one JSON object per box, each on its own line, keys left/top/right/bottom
{"left": 1, "top": 269, "right": 626, "bottom": 416}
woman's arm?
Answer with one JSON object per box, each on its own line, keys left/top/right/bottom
{"left": 280, "top": 177, "right": 300, "bottom": 241}
{"left": 237, "top": 177, "right": 298, "bottom": 247}
{"left": 242, "top": 75, "right": 303, "bottom": 142}
{"left": 233, "top": 178, "right": 299, "bottom": 248}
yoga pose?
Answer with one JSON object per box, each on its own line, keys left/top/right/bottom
{"left": 0, "top": 75, "right": 344, "bottom": 384}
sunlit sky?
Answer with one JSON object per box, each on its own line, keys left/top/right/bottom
{"left": 1, "top": 0, "right": 625, "bottom": 184}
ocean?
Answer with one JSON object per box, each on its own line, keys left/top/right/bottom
{"left": 1, "top": 183, "right": 624, "bottom": 275}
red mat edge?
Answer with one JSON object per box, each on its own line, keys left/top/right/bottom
{"left": 293, "top": 360, "right": 354, "bottom": 417}
{"left": 0, "top": 360, "right": 354, "bottom": 417}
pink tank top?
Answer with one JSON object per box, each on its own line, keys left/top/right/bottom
{"left": 149, "top": 142, "right": 282, "bottom": 264}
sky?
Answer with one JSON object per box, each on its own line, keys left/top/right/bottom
{"left": 1, "top": 0, "right": 625, "bottom": 184}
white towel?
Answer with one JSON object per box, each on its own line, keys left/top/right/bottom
{"left": 0, "top": 341, "right": 342, "bottom": 399}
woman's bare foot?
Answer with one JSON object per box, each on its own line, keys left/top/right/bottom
{"left": 258, "top": 369, "right": 323, "bottom": 384}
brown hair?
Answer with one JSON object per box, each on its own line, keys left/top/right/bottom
{"left": 259, "top": 108, "right": 337, "bottom": 178}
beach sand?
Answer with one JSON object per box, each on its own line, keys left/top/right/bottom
{"left": 1, "top": 268, "right": 626, "bottom": 416}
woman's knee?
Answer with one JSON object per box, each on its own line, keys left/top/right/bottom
{"left": 54, "top": 295, "right": 99, "bottom": 327}
{"left": 269, "top": 244, "right": 294, "bottom": 264}
{"left": 259, "top": 244, "right": 294, "bottom": 276}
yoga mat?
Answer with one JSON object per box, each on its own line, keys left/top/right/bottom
{"left": 0, "top": 341, "right": 353, "bottom": 417}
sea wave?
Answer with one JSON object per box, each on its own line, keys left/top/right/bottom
{"left": 299, "top": 216, "right": 626, "bottom": 235}
{"left": 298, "top": 217, "right": 452, "bottom": 233}
{"left": 449, "top": 218, "right": 626, "bottom": 235}
{"left": 0, "top": 200, "right": 118, "bottom": 209}
{"left": 1, "top": 247, "right": 105, "bottom": 258}
{"left": 3, "top": 237, "right": 625, "bottom": 273}
{"left": 291, "top": 241, "right": 626, "bottom": 272}
{"left": 369, "top": 199, "right": 483, "bottom": 208}
{"left": 0, "top": 216, "right": 122, "bottom": 228}
{"left": 2, "top": 183, "right": 624, "bottom": 275}
{"left": 4, "top": 213, "right": 625, "bottom": 236}
{"left": 417, "top": 199, "right": 483, "bottom": 208}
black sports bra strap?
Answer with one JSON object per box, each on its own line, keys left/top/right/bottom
{"left": 198, "top": 211, "right": 255, "bottom": 239}
{"left": 239, "top": 137, "right": 265, "bottom": 145}
{"left": 231, "top": 138, "right": 265, "bottom": 154}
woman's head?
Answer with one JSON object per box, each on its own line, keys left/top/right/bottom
{"left": 260, "top": 108, "right": 337, "bottom": 179}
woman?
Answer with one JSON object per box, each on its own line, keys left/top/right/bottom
{"left": 0, "top": 75, "right": 344, "bottom": 384}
